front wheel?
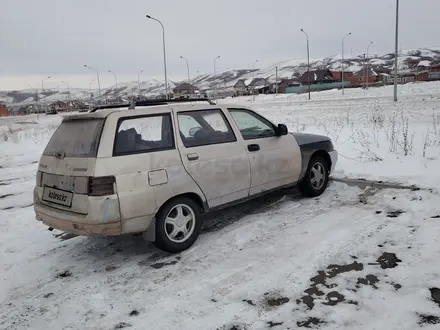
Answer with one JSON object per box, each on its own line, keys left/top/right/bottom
{"left": 299, "top": 156, "right": 330, "bottom": 197}
{"left": 153, "top": 197, "right": 202, "bottom": 253}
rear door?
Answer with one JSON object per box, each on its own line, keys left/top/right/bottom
{"left": 175, "top": 108, "right": 251, "bottom": 208}
{"left": 227, "top": 108, "right": 301, "bottom": 196}
{"left": 38, "top": 118, "right": 105, "bottom": 214}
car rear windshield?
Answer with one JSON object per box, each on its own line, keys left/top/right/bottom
{"left": 43, "top": 119, "right": 104, "bottom": 158}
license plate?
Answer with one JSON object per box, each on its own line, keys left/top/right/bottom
{"left": 42, "top": 187, "right": 73, "bottom": 207}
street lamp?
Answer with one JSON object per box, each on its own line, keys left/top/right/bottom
{"left": 394, "top": 0, "right": 399, "bottom": 102}
{"left": 137, "top": 69, "right": 144, "bottom": 96}
{"left": 108, "top": 70, "right": 118, "bottom": 90}
{"left": 84, "top": 65, "right": 101, "bottom": 98}
{"left": 61, "top": 80, "right": 71, "bottom": 111}
{"left": 180, "top": 56, "right": 191, "bottom": 85}
{"left": 365, "top": 41, "right": 374, "bottom": 89}
{"left": 300, "top": 29, "right": 311, "bottom": 100}
{"left": 214, "top": 55, "right": 220, "bottom": 100}
{"left": 41, "top": 76, "right": 51, "bottom": 91}
{"left": 146, "top": 15, "right": 168, "bottom": 100}
{"left": 252, "top": 60, "right": 258, "bottom": 79}
{"left": 341, "top": 32, "right": 352, "bottom": 95}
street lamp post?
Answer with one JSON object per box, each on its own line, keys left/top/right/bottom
{"left": 252, "top": 59, "right": 258, "bottom": 79}
{"left": 137, "top": 69, "right": 144, "bottom": 97}
{"left": 89, "top": 79, "right": 96, "bottom": 104}
{"left": 394, "top": 0, "right": 399, "bottom": 102}
{"left": 41, "top": 76, "right": 51, "bottom": 92}
{"left": 365, "top": 41, "right": 374, "bottom": 89}
{"left": 341, "top": 32, "right": 352, "bottom": 95}
{"left": 180, "top": 56, "right": 191, "bottom": 85}
{"left": 108, "top": 70, "right": 118, "bottom": 96}
{"left": 146, "top": 15, "right": 168, "bottom": 99}
{"left": 300, "top": 29, "right": 311, "bottom": 100}
{"left": 214, "top": 55, "right": 220, "bottom": 101}
{"left": 84, "top": 65, "right": 101, "bottom": 98}
{"left": 61, "top": 80, "right": 71, "bottom": 111}
{"left": 41, "top": 76, "right": 51, "bottom": 113}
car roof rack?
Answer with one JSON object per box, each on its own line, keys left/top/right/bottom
{"left": 89, "top": 98, "right": 216, "bottom": 113}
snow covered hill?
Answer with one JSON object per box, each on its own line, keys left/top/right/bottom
{"left": 1, "top": 47, "right": 440, "bottom": 107}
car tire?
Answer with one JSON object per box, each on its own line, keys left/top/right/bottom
{"left": 153, "top": 197, "right": 202, "bottom": 253}
{"left": 299, "top": 155, "right": 330, "bottom": 197}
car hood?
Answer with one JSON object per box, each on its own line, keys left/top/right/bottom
{"left": 290, "top": 132, "right": 331, "bottom": 146}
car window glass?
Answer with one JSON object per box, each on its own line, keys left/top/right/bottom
{"left": 177, "top": 109, "right": 236, "bottom": 148}
{"left": 229, "top": 109, "right": 275, "bottom": 139}
{"left": 114, "top": 114, "right": 174, "bottom": 155}
{"left": 179, "top": 115, "right": 202, "bottom": 138}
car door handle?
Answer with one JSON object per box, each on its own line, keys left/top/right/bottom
{"left": 247, "top": 144, "right": 260, "bottom": 152}
{"left": 187, "top": 153, "right": 199, "bottom": 161}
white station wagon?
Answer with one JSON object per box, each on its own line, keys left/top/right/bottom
{"left": 34, "top": 99, "right": 338, "bottom": 253}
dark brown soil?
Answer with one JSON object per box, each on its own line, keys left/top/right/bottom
{"left": 377, "top": 253, "right": 401, "bottom": 269}
{"left": 297, "top": 317, "right": 324, "bottom": 328}
{"left": 297, "top": 261, "right": 363, "bottom": 310}
{"left": 356, "top": 274, "right": 380, "bottom": 289}
{"left": 418, "top": 314, "right": 440, "bottom": 325}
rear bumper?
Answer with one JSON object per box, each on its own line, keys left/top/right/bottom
{"left": 329, "top": 150, "right": 338, "bottom": 173}
{"left": 34, "top": 186, "right": 122, "bottom": 236}
{"left": 35, "top": 207, "right": 122, "bottom": 236}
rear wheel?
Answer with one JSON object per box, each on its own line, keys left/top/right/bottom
{"left": 153, "top": 197, "right": 202, "bottom": 253}
{"left": 299, "top": 155, "right": 330, "bottom": 197}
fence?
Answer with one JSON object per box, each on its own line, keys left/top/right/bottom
{"left": 285, "top": 81, "right": 351, "bottom": 94}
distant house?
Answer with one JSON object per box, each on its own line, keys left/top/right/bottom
{"left": 275, "top": 78, "right": 300, "bottom": 93}
{"left": 247, "top": 78, "right": 270, "bottom": 94}
{"left": 299, "top": 69, "right": 336, "bottom": 85}
{"left": 330, "top": 71, "right": 353, "bottom": 82}
{"left": 0, "top": 103, "right": 10, "bottom": 116}
{"left": 347, "top": 68, "right": 378, "bottom": 86}
{"left": 49, "top": 101, "right": 67, "bottom": 112}
{"left": 416, "top": 60, "right": 431, "bottom": 72}
{"left": 233, "top": 79, "right": 247, "bottom": 95}
{"left": 173, "top": 82, "right": 199, "bottom": 95}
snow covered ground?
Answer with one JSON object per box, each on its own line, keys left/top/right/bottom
{"left": 1, "top": 82, "right": 440, "bottom": 330}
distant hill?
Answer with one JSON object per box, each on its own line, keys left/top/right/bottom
{"left": 1, "top": 47, "right": 439, "bottom": 107}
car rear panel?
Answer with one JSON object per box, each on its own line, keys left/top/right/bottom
{"left": 34, "top": 116, "right": 121, "bottom": 232}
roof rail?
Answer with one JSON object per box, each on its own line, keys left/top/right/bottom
{"left": 89, "top": 98, "right": 216, "bottom": 112}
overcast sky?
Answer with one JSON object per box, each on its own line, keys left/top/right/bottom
{"left": 1, "top": 0, "right": 439, "bottom": 90}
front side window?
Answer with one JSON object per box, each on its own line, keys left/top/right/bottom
{"left": 113, "top": 114, "right": 174, "bottom": 156}
{"left": 228, "top": 109, "right": 275, "bottom": 140}
{"left": 177, "top": 109, "right": 236, "bottom": 148}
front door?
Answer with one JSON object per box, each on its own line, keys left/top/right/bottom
{"left": 175, "top": 108, "right": 251, "bottom": 208}
{"left": 228, "top": 108, "right": 302, "bottom": 196}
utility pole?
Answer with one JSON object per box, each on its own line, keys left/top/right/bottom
{"left": 214, "top": 55, "right": 220, "bottom": 101}
{"left": 180, "top": 56, "right": 191, "bottom": 85}
{"left": 61, "top": 80, "right": 70, "bottom": 111}
{"left": 108, "top": 70, "right": 118, "bottom": 100}
{"left": 300, "top": 29, "right": 311, "bottom": 100}
{"left": 341, "top": 32, "right": 352, "bottom": 95}
{"left": 394, "top": 0, "right": 399, "bottom": 102}
{"left": 275, "top": 66, "right": 278, "bottom": 96}
{"left": 137, "top": 69, "right": 144, "bottom": 97}
{"left": 366, "top": 41, "right": 373, "bottom": 89}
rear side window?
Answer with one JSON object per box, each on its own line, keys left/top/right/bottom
{"left": 43, "top": 119, "right": 104, "bottom": 157}
{"left": 113, "top": 114, "right": 174, "bottom": 156}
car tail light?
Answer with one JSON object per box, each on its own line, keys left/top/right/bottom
{"left": 36, "top": 171, "right": 43, "bottom": 187}
{"left": 88, "top": 176, "right": 115, "bottom": 196}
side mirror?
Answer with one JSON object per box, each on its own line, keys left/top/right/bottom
{"left": 276, "top": 124, "right": 288, "bottom": 136}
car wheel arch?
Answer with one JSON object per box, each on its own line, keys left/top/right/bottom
{"left": 310, "top": 150, "right": 331, "bottom": 172}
